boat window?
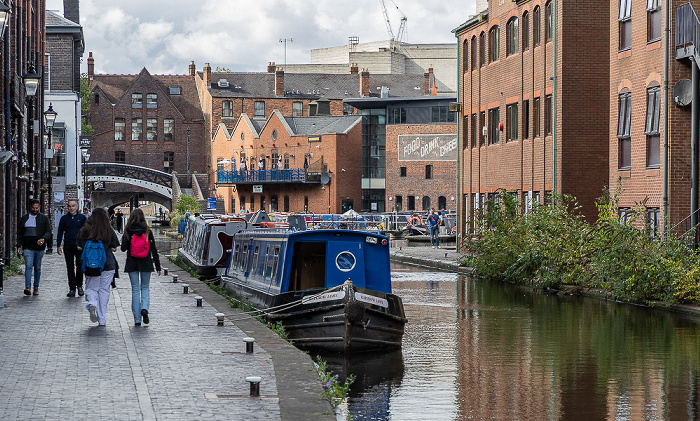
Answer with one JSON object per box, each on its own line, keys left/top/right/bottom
{"left": 253, "top": 246, "right": 260, "bottom": 275}
{"left": 289, "top": 242, "right": 326, "bottom": 291}
{"left": 264, "top": 245, "right": 271, "bottom": 278}
{"left": 270, "top": 246, "right": 280, "bottom": 280}
{"left": 233, "top": 244, "right": 240, "bottom": 266}
{"left": 241, "top": 245, "right": 248, "bottom": 272}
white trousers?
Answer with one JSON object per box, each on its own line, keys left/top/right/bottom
{"left": 84, "top": 270, "right": 115, "bottom": 325}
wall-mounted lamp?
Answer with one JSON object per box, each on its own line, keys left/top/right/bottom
{"left": 23, "top": 65, "right": 42, "bottom": 97}
{"left": 388, "top": 197, "right": 393, "bottom": 201}
{"left": 451, "top": 196, "right": 455, "bottom": 201}
{"left": 44, "top": 103, "right": 58, "bottom": 129}
{"left": 341, "top": 168, "right": 346, "bottom": 172}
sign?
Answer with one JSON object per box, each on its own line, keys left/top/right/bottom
{"left": 92, "top": 181, "right": 105, "bottom": 191}
{"left": 308, "top": 136, "right": 321, "bottom": 142}
{"left": 398, "top": 134, "right": 458, "bottom": 161}
{"left": 207, "top": 197, "right": 217, "bottom": 210}
{"left": 355, "top": 292, "right": 389, "bottom": 308}
{"left": 79, "top": 136, "right": 92, "bottom": 149}
{"left": 302, "top": 290, "right": 346, "bottom": 305}
{"left": 253, "top": 185, "right": 263, "bottom": 193}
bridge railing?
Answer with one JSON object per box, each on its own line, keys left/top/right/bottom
{"left": 87, "top": 162, "right": 173, "bottom": 187}
{"left": 216, "top": 169, "right": 310, "bottom": 183}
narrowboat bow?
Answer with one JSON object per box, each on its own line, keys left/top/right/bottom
{"left": 178, "top": 214, "right": 247, "bottom": 278}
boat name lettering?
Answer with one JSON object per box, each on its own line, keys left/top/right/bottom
{"left": 302, "top": 290, "right": 346, "bottom": 305}
{"left": 355, "top": 293, "right": 388, "bottom": 308}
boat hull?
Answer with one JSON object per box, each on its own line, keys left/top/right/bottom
{"left": 177, "top": 248, "right": 220, "bottom": 278}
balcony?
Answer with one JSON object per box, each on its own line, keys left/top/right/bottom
{"left": 216, "top": 168, "right": 326, "bottom": 185}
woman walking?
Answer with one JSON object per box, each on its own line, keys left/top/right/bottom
{"left": 121, "top": 208, "right": 161, "bottom": 326}
{"left": 78, "top": 208, "right": 119, "bottom": 326}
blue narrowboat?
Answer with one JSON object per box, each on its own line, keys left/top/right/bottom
{"left": 220, "top": 228, "right": 406, "bottom": 353}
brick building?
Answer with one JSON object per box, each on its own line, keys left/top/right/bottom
{"left": 454, "top": 0, "right": 610, "bottom": 243}
{"left": 87, "top": 56, "right": 206, "bottom": 198}
{"left": 213, "top": 110, "right": 362, "bottom": 214}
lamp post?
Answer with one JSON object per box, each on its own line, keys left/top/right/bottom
{"left": 43, "top": 104, "right": 57, "bottom": 233}
{"left": 186, "top": 125, "right": 191, "bottom": 187}
{"left": 23, "top": 65, "right": 41, "bottom": 207}
{"left": 1, "top": 0, "right": 11, "bottom": 302}
{"left": 81, "top": 147, "right": 90, "bottom": 208}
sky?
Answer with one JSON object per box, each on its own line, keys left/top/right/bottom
{"left": 45, "top": 0, "right": 475, "bottom": 75}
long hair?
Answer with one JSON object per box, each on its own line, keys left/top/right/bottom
{"left": 79, "top": 207, "right": 113, "bottom": 243}
{"left": 125, "top": 208, "right": 150, "bottom": 236}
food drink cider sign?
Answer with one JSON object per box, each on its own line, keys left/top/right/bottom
{"left": 398, "top": 134, "right": 458, "bottom": 161}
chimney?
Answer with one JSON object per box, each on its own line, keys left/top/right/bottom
{"left": 349, "top": 63, "right": 358, "bottom": 74}
{"left": 87, "top": 52, "right": 94, "bottom": 81}
{"left": 428, "top": 65, "right": 436, "bottom": 96}
{"left": 204, "top": 63, "right": 211, "bottom": 88}
{"left": 424, "top": 70, "right": 430, "bottom": 95}
{"left": 475, "top": 0, "right": 488, "bottom": 13}
{"left": 275, "top": 67, "right": 285, "bottom": 96}
{"left": 360, "top": 69, "right": 370, "bottom": 97}
{"left": 189, "top": 61, "right": 196, "bottom": 77}
{"left": 63, "top": 0, "right": 79, "bottom": 24}
{"left": 267, "top": 62, "right": 276, "bottom": 73}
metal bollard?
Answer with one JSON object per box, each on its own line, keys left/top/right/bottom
{"left": 215, "top": 313, "right": 225, "bottom": 326}
{"left": 245, "top": 376, "right": 261, "bottom": 397}
{"left": 195, "top": 296, "right": 203, "bottom": 307}
{"left": 445, "top": 252, "right": 448, "bottom": 258}
{"left": 182, "top": 284, "right": 189, "bottom": 294}
{"left": 163, "top": 268, "right": 168, "bottom": 276}
{"left": 243, "top": 337, "right": 255, "bottom": 353}
{"left": 172, "top": 274, "right": 179, "bottom": 283}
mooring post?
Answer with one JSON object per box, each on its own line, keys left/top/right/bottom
{"left": 243, "top": 337, "right": 255, "bottom": 353}
{"left": 182, "top": 284, "right": 189, "bottom": 294}
{"left": 195, "top": 296, "right": 203, "bottom": 307}
{"left": 215, "top": 313, "right": 225, "bottom": 326}
{"left": 245, "top": 376, "right": 261, "bottom": 397}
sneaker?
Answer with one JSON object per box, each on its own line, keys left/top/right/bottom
{"left": 431, "top": 246, "right": 435, "bottom": 249}
{"left": 67, "top": 290, "right": 76, "bottom": 297}
{"left": 141, "top": 309, "right": 149, "bottom": 325}
{"left": 23, "top": 288, "right": 31, "bottom": 296}
{"left": 88, "top": 304, "right": 98, "bottom": 322}
{"left": 134, "top": 322, "right": 141, "bottom": 326}
{"left": 77, "top": 287, "right": 84, "bottom": 296}
{"left": 33, "top": 290, "right": 39, "bottom": 295}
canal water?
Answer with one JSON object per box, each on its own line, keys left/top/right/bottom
{"left": 155, "top": 228, "right": 700, "bottom": 420}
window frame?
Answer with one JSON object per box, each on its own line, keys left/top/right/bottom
{"left": 506, "top": 102, "right": 518, "bottom": 142}
{"left": 479, "top": 111, "right": 486, "bottom": 146}
{"left": 292, "top": 101, "right": 303, "bottom": 116}
{"left": 479, "top": 32, "right": 486, "bottom": 67}
{"left": 507, "top": 17, "right": 519, "bottom": 56}
{"left": 534, "top": 97, "right": 541, "bottom": 137}
{"left": 488, "top": 107, "right": 500, "bottom": 145}
{"left": 115, "top": 151, "right": 125, "bottom": 164}
{"left": 254, "top": 101, "right": 265, "bottom": 118}
{"left": 533, "top": 6, "right": 541, "bottom": 47}
{"left": 545, "top": 1, "right": 553, "bottom": 42}
{"left": 645, "top": 85, "right": 661, "bottom": 168}
{"left": 522, "top": 12, "right": 530, "bottom": 51}
{"left": 471, "top": 113, "right": 477, "bottom": 149}
{"left": 163, "top": 118, "right": 174, "bottom": 142}
{"left": 388, "top": 107, "right": 407, "bottom": 124}
{"left": 462, "top": 39, "right": 469, "bottom": 73}
{"left": 222, "top": 100, "right": 233, "bottom": 117}
{"left": 647, "top": 0, "right": 662, "bottom": 43}
{"left": 619, "top": 0, "right": 632, "bottom": 51}
{"left": 132, "top": 118, "right": 143, "bottom": 141}
{"left": 146, "top": 93, "right": 157, "bottom": 108}
{"left": 146, "top": 118, "right": 157, "bottom": 141}
{"left": 425, "top": 165, "right": 433, "bottom": 180}
{"left": 617, "top": 90, "right": 632, "bottom": 170}
{"left": 471, "top": 36, "right": 478, "bottom": 70}
{"left": 169, "top": 86, "right": 181, "bottom": 95}
{"left": 523, "top": 100, "right": 530, "bottom": 139}
{"left": 131, "top": 93, "right": 142, "bottom": 108}
{"left": 489, "top": 25, "right": 500, "bottom": 63}
{"left": 400, "top": 166, "right": 407, "bottom": 177}
{"left": 114, "top": 118, "right": 125, "bottom": 141}
{"left": 545, "top": 94, "right": 553, "bottom": 136}
{"left": 163, "top": 151, "right": 174, "bottom": 173}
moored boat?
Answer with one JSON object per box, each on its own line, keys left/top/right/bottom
{"left": 178, "top": 214, "right": 247, "bottom": 277}
{"left": 219, "top": 226, "right": 406, "bottom": 353}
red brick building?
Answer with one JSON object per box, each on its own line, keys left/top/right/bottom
{"left": 87, "top": 56, "right": 206, "bottom": 193}
{"left": 212, "top": 110, "right": 362, "bottom": 214}
{"left": 454, "top": 0, "right": 610, "bottom": 243}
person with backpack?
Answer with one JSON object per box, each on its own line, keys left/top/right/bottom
{"left": 78, "top": 207, "right": 119, "bottom": 326}
{"left": 120, "top": 208, "right": 161, "bottom": 326}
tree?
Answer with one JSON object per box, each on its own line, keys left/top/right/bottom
{"left": 80, "top": 75, "right": 94, "bottom": 135}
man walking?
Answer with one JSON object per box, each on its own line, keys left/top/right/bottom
{"left": 428, "top": 208, "right": 441, "bottom": 249}
{"left": 17, "top": 199, "right": 52, "bottom": 295}
{"left": 57, "top": 199, "right": 87, "bottom": 297}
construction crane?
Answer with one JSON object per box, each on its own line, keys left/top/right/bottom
{"left": 379, "top": 0, "right": 407, "bottom": 42}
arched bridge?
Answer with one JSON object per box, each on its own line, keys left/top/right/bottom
{"left": 86, "top": 163, "right": 179, "bottom": 210}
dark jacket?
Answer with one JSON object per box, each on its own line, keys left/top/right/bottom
{"left": 121, "top": 223, "right": 161, "bottom": 273}
{"left": 78, "top": 232, "right": 120, "bottom": 272}
{"left": 18, "top": 212, "right": 52, "bottom": 250}
{"left": 57, "top": 212, "right": 87, "bottom": 247}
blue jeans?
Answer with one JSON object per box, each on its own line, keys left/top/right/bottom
{"left": 23, "top": 249, "right": 44, "bottom": 289}
{"left": 129, "top": 272, "right": 151, "bottom": 323}
{"left": 430, "top": 226, "right": 440, "bottom": 247}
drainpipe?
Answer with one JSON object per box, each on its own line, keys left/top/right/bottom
{"left": 552, "top": 0, "right": 558, "bottom": 205}
{"left": 3, "top": 13, "right": 9, "bottom": 295}
{"left": 662, "top": 0, "right": 670, "bottom": 235}
{"left": 455, "top": 31, "right": 462, "bottom": 250}
{"left": 692, "top": 58, "right": 699, "bottom": 245}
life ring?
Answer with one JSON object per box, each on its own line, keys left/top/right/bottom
{"left": 408, "top": 216, "right": 421, "bottom": 226}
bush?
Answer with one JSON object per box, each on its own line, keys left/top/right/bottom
{"left": 170, "top": 194, "right": 201, "bottom": 226}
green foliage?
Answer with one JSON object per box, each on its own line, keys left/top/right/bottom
{"left": 267, "top": 321, "right": 288, "bottom": 340}
{"left": 466, "top": 187, "right": 700, "bottom": 305}
{"left": 170, "top": 194, "right": 201, "bottom": 226}
{"left": 80, "top": 75, "right": 94, "bottom": 135}
{"left": 215, "top": 66, "right": 232, "bottom": 72}
{"left": 314, "top": 356, "right": 354, "bottom": 414}
{"left": 5, "top": 253, "right": 24, "bottom": 276}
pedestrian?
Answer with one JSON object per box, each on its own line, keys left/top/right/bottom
{"left": 120, "top": 208, "right": 161, "bottom": 326}
{"left": 83, "top": 207, "right": 91, "bottom": 218}
{"left": 17, "top": 199, "right": 52, "bottom": 295}
{"left": 116, "top": 209, "right": 124, "bottom": 233}
{"left": 78, "top": 207, "right": 119, "bottom": 326}
{"left": 277, "top": 155, "right": 282, "bottom": 169}
{"left": 258, "top": 157, "right": 264, "bottom": 170}
{"left": 56, "top": 199, "right": 87, "bottom": 297}
{"left": 427, "top": 208, "right": 441, "bottom": 249}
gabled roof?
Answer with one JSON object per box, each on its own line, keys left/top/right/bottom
{"left": 232, "top": 114, "right": 261, "bottom": 139}
{"left": 46, "top": 10, "right": 81, "bottom": 29}
{"left": 212, "top": 122, "right": 233, "bottom": 140}
{"left": 203, "top": 72, "right": 434, "bottom": 99}
{"left": 282, "top": 114, "right": 362, "bottom": 136}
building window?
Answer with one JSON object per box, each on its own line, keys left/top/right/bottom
{"left": 164, "top": 152, "right": 174, "bottom": 173}
{"left": 132, "top": 118, "right": 143, "bottom": 141}
{"left": 471, "top": 36, "right": 477, "bottom": 69}
{"left": 293, "top": 101, "right": 303, "bottom": 116}
{"left": 507, "top": 18, "right": 519, "bottom": 56}
{"left": 463, "top": 39, "right": 469, "bottom": 72}
{"left": 146, "top": 118, "right": 157, "bottom": 141}
{"left": 522, "top": 12, "right": 529, "bottom": 51}
{"left": 49, "top": 127, "right": 66, "bottom": 177}
{"left": 388, "top": 108, "right": 406, "bottom": 124}
{"left": 114, "top": 118, "right": 125, "bottom": 141}
{"left": 645, "top": 85, "right": 661, "bottom": 168}
{"left": 304, "top": 196, "right": 308, "bottom": 212}
{"left": 617, "top": 90, "right": 632, "bottom": 170}
{"left": 479, "top": 111, "right": 486, "bottom": 146}
{"left": 545, "top": 94, "right": 553, "bottom": 135}
{"left": 284, "top": 154, "right": 290, "bottom": 169}
{"left": 619, "top": 0, "right": 632, "bottom": 51}
{"left": 222, "top": 100, "right": 233, "bottom": 117}
{"left": 343, "top": 103, "right": 354, "bottom": 115}
{"left": 146, "top": 93, "right": 157, "bottom": 108}
{"left": 169, "top": 86, "right": 181, "bottom": 95}
{"left": 115, "top": 151, "right": 125, "bottom": 164}
{"left": 534, "top": 97, "right": 541, "bottom": 137}
{"left": 431, "top": 106, "right": 456, "bottom": 123}
{"left": 94, "top": 93, "right": 99, "bottom": 104}
{"left": 407, "top": 195, "right": 415, "bottom": 211}
{"left": 619, "top": 207, "right": 632, "bottom": 224}
{"left": 489, "top": 26, "right": 500, "bottom": 63}
{"left": 488, "top": 107, "right": 500, "bottom": 145}
{"left": 471, "top": 113, "right": 477, "bottom": 149}
{"left": 271, "top": 149, "right": 280, "bottom": 169}
{"left": 425, "top": 165, "right": 433, "bottom": 179}
{"left": 395, "top": 195, "right": 402, "bottom": 212}
{"left": 217, "top": 157, "right": 225, "bottom": 172}
{"left": 399, "top": 166, "right": 407, "bottom": 177}
{"left": 533, "top": 6, "right": 541, "bottom": 47}
{"left": 479, "top": 32, "right": 486, "bottom": 67}
{"left": 164, "top": 118, "right": 174, "bottom": 141}
{"left": 131, "top": 93, "right": 142, "bottom": 108}
{"left": 523, "top": 100, "right": 529, "bottom": 139}
{"left": 254, "top": 101, "right": 265, "bottom": 118}
{"left": 647, "top": 0, "right": 661, "bottom": 42}
{"left": 241, "top": 197, "right": 246, "bottom": 212}
{"left": 647, "top": 207, "right": 660, "bottom": 237}
{"left": 422, "top": 196, "right": 431, "bottom": 211}
{"left": 506, "top": 103, "right": 518, "bottom": 141}
{"left": 545, "top": 1, "right": 553, "bottom": 42}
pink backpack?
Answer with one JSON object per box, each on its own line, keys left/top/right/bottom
{"left": 130, "top": 233, "right": 150, "bottom": 258}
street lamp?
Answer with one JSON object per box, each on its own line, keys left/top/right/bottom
{"left": 81, "top": 147, "right": 91, "bottom": 208}
{"left": 43, "top": 104, "right": 57, "bottom": 222}
{"left": 23, "top": 65, "right": 41, "bottom": 207}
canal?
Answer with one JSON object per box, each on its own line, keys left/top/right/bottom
{"left": 154, "top": 228, "right": 700, "bottom": 420}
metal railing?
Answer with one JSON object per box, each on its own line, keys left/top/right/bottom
{"left": 216, "top": 168, "right": 309, "bottom": 184}
{"left": 677, "top": 3, "right": 700, "bottom": 69}
{"left": 668, "top": 208, "right": 700, "bottom": 249}
{"left": 87, "top": 162, "right": 173, "bottom": 188}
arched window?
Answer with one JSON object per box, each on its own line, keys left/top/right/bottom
{"left": 422, "top": 196, "right": 431, "bottom": 211}
{"left": 533, "top": 6, "right": 541, "bottom": 47}
{"left": 489, "top": 26, "right": 500, "bottom": 63}
{"left": 479, "top": 32, "right": 486, "bottom": 67}
{"left": 471, "top": 36, "right": 477, "bottom": 69}
{"left": 645, "top": 83, "right": 661, "bottom": 168}
{"left": 507, "top": 17, "right": 519, "bottom": 56}
{"left": 522, "top": 12, "right": 529, "bottom": 50}
{"left": 462, "top": 39, "right": 469, "bottom": 73}
{"left": 438, "top": 196, "right": 447, "bottom": 210}
{"left": 617, "top": 88, "right": 632, "bottom": 170}
{"left": 545, "top": 1, "right": 553, "bottom": 42}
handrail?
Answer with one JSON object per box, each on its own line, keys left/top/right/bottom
{"left": 668, "top": 208, "right": 700, "bottom": 248}
{"left": 676, "top": 3, "right": 700, "bottom": 50}
{"left": 216, "top": 168, "right": 310, "bottom": 183}
{"left": 87, "top": 162, "right": 173, "bottom": 187}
